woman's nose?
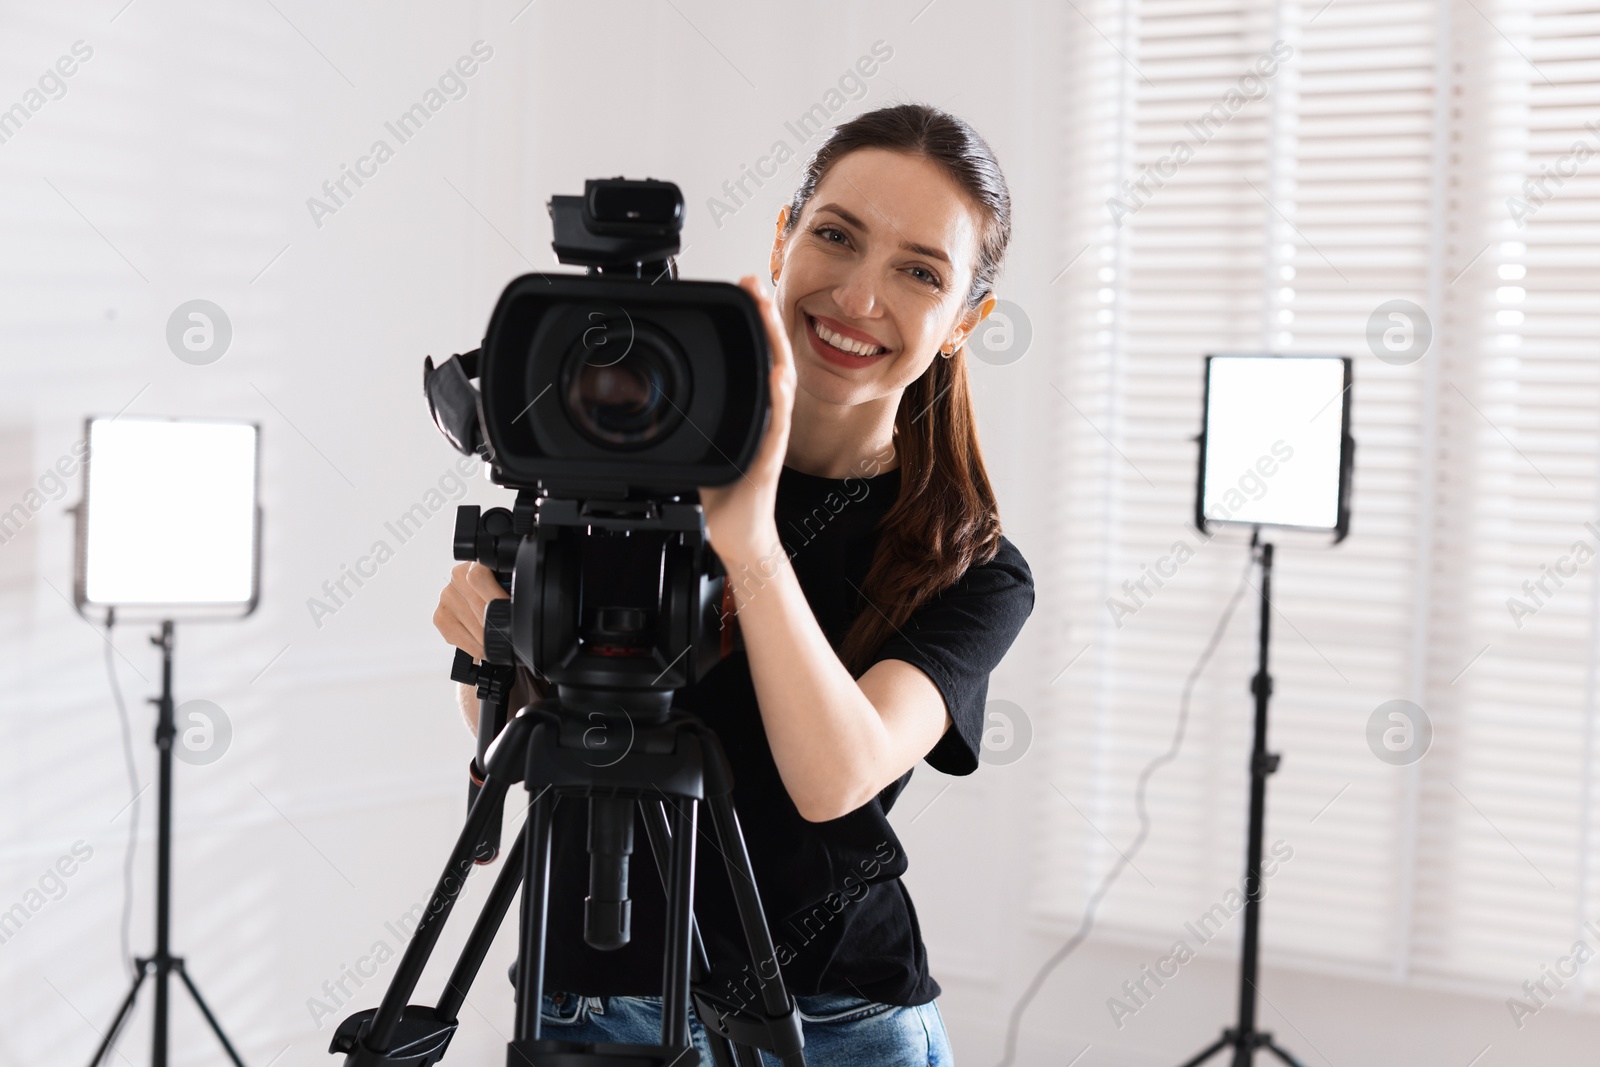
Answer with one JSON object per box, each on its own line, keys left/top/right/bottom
{"left": 832, "top": 266, "right": 879, "bottom": 319}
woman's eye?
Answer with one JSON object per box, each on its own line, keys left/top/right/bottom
{"left": 809, "top": 225, "right": 941, "bottom": 287}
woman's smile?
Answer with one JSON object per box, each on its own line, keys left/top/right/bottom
{"left": 803, "top": 311, "right": 893, "bottom": 369}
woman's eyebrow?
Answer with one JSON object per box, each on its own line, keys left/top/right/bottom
{"left": 814, "top": 202, "right": 952, "bottom": 266}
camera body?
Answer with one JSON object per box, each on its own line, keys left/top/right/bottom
{"left": 427, "top": 177, "right": 763, "bottom": 708}
{"left": 479, "top": 273, "right": 767, "bottom": 496}
{"left": 428, "top": 177, "right": 770, "bottom": 499}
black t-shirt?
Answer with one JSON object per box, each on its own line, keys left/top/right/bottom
{"left": 539, "top": 462, "right": 1035, "bottom": 1006}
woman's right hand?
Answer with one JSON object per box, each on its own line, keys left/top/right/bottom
{"left": 433, "top": 561, "right": 509, "bottom": 662}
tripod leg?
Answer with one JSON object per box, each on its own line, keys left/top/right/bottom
{"left": 438, "top": 829, "right": 526, "bottom": 1022}
{"left": 1176, "top": 1030, "right": 1234, "bottom": 1067}
{"left": 685, "top": 718, "right": 804, "bottom": 1063}
{"left": 660, "top": 796, "right": 697, "bottom": 1052}
{"left": 513, "top": 786, "right": 557, "bottom": 1040}
{"left": 1261, "top": 1037, "right": 1309, "bottom": 1067}
{"left": 173, "top": 962, "right": 247, "bottom": 1067}
{"left": 641, "top": 800, "right": 747, "bottom": 1067}
{"left": 640, "top": 800, "right": 712, "bottom": 983}
{"left": 364, "top": 713, "right": 530, "bottom": 1053}
{"left": 703, "top": 796, "right": 787, "bottom": 1018}
{"left": 87, "top": 965, "right": 147, "bottom": 1067}
{"left": 702, "top": 792, "right": 804, "bottom": 1067}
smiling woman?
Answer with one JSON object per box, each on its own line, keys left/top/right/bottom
{"left": 766, "top": 110, "right": 1018, "bottom": 678}
{"left": 434, "top": 103, "right": 1034, "bottom": 1066}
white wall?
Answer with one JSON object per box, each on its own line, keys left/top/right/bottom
{"left": 0, "top": 2, "right": 1594, "bottom": 1065}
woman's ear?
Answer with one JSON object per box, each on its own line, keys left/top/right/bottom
{"left": 769, "top": 205, "right": 791, "bottom": 282}
{"left": 947, "top": 294, "right": 998, "bottom": 352}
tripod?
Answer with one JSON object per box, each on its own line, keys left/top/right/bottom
{"left": 89, "top": 621, "right": 248, "bottom": 1067}
{"left": 1178, "top": 534, "right": 1305, "bottom": 1067}
{"left": 329, "top": 689, "right": 806, "bottom": 1067}
{"left": 330, "top": 494, "right": 806, "bottom": 1066}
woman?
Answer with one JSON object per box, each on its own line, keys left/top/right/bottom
{"left": 433, "top": 103, "right": 1034, "bottom": 1065}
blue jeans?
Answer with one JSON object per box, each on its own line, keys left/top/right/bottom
{"left": 536, "top": 989, "right": 955, "bottom": 1066}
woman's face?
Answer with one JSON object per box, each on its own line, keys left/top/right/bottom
{"left": 770, "top": 148, "right": 991, "bottom": 410}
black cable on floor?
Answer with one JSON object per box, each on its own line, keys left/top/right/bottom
{"left": 995, "top": 543, "right": 1258, "bottom": 1067}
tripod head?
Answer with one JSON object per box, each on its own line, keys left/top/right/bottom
{"left": 452, "top": 482, "right": 728, "bottom": 800}
{"left": 453, "top": 487, "right": 729, "bottom": 715}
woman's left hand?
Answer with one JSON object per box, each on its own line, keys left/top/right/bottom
{"left": 697, "top": 275, "right": 796, "bottom": 570}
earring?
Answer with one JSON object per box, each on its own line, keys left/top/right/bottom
{"left": 940, "top": 346, "right": 955, "bottom": 358}
{"left": 770, "top": 270, "right": 779, "bottom": 284}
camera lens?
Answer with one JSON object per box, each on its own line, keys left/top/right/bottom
{"left": 560, "top": 316, "right": 688, "bottom": 450}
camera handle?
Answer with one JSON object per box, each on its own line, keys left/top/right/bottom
{"left": 450, "top": 648, "right": 514, "bottom": 864}
{"left": 450, "top": 502, "right": 524, "bottom": 864}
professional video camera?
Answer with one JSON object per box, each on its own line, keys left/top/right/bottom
{"left": 327, "top": 179, "right": 809, "bottom": 1067}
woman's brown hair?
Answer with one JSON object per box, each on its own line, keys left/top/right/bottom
{"left": 780, "top": 103, "right": 1013, "bottom": 676}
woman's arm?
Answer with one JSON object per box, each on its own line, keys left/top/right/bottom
{"left": 457, "top": 682, "right": 479, "bottom": 735}
{"left": 723, "top": 544, "right": 953, "bottom": 822}
{"left": 700, "top": 277, "right": 952, "bottom": 822}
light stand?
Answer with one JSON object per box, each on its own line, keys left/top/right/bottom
{"left": 87, "top": 621, "right": 247, "bottom": 1067}
{"left": 1177, "top": 530, "right": 1304, "bottom": 1067}
{"left": 1178, "top": 353, "right": 1353, "bottom": 1064}
{"left": 70, "top": 417, "right": 261, "bottom": 1065}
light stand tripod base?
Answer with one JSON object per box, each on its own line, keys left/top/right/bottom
{"left": 92, "top": 956, "right": 248, "bottom": 1067}
{"left": 1178, "top": 1028, "right": 1308, "bottom": 1067}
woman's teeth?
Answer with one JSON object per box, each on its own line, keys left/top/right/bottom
{"left": 813, "top": 317, "right": 885, "bottom": 357}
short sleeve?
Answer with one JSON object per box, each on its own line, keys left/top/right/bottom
{"left": 867, "top": 535, "right": 1035, "bottom": 776}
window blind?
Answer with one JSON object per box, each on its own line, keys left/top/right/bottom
{"left": 1039, "top": 0, "right": 1600, "bottom": 1005}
